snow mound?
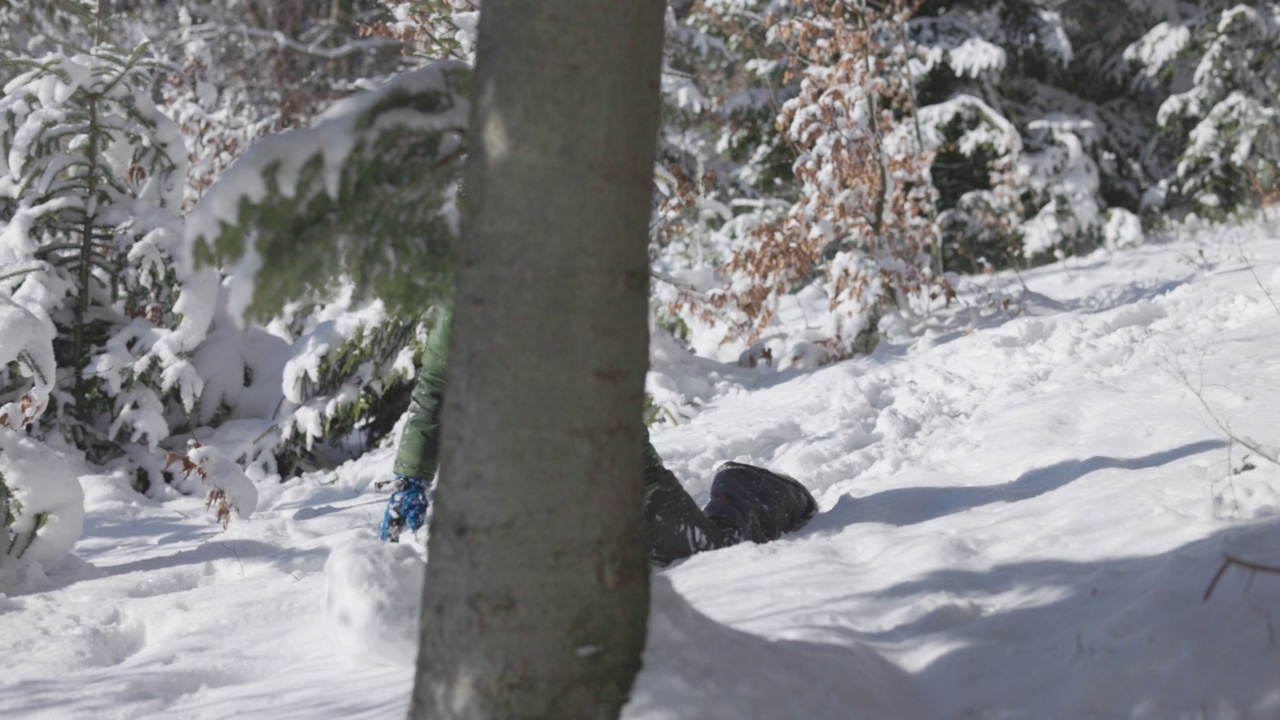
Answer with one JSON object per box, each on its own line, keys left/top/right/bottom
{"left": 623, "top": 575, "right": 924, "bottom": 720}
{"left": 324, "top": 539, "right": 425, "bottom": 666}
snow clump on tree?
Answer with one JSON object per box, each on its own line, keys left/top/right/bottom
{"left": 0, "top": 294, "right": 80, "bottom": 590}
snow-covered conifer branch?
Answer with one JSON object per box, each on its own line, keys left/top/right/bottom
{"left": 0, "top": 36, "right": 211, "bottom": 461}
{"left": 186, "top": 60, "right": 470, "bottom": 323}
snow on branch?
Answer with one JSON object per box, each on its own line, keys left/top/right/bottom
{"left": 184, "top": 23, "right": 401, "bottom": 61}
{"left": 186, "top": 60, "right": 471, "bottom": 323}
{"left": 0, "top": 294, "right": 54, "bottom": 428}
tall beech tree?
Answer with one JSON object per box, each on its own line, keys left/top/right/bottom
{"left": 410, "top": 2, "right": 666, "bottom": 719}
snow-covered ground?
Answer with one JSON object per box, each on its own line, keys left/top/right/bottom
{"left": 5, "top": 219, "right": 1280, "bottom": 719}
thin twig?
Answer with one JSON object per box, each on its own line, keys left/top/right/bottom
{"left": 192, "top": 23, "right": 398, "bottom": 60}
{"left": 1222, "top": 437, "right": 1243, "bottom": 519}
{"left": 1242, "top": 253, "right": 1280, "bottom": 321}
{"left": 219, "top": 542, "right": 245, "bottom": 575}
{"left": 1204, "top": 554, "right": 1280, "bottom": 601}
{"left": 1170, "top": 361, "right": 1280, "bottom": 465}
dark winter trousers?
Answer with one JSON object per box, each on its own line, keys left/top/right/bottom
{"left": 643, "top": 456, "right": 818, "bottom": 566}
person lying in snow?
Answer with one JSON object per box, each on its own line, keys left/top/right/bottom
{"left": 381, "top": 312, "right": 817, "bottom": 566}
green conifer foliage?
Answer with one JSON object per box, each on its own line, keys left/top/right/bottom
{"left": 274, "top": 310, "right": 430, "bottom": 474}
{"left": 1134, "top": 4, "right": 1280, "bottom": 216}
{"left": 0, "top": 38, "right": 206, "bottom": 461}
{"left": 185, "top": 62, "right": 469, "bottom": 475}
{"left": 187, "top": 60, "right": 470, "bottom": 322}
{"left": 0, "top": 468, "right": 12, "bottom": 549}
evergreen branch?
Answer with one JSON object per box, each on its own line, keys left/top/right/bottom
{"left": 190, "top": 62, "right": 470, "bottom": 320}
{"left": 11, "top": 513, "right": 47, "bottom": 559}
{"left": 0, "top": 262, "right": 46, "bottom": 283}
{"left": 32, "top": 243, "right": 83, "bottom": 257}
{"left": 15, "top": 351, "right": 48, "bottom": 387}
{"left": 87, "top": 255, "right": 119, "bottom": 274}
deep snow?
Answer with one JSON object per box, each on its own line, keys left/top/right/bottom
{"left": 5, "top": 218, "right": 1280, "bottom": 718}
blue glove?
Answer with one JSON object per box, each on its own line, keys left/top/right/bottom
{"left": 380, "top": 475, "right": 429, "bottom": 542}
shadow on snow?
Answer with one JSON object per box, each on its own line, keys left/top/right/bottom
{"left": 856, "top": 516, "right": 1280, "bottom": 717}
{"left": 812, "top": 439, "right": 1226, "bottom": 530}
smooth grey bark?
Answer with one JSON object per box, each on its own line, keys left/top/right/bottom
{"left": 409, "top": 2, "right": 666, "bottom": 719}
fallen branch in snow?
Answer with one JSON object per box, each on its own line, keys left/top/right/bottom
{"left": 1204, "top": 555, "right": 1280, "bottom": 602}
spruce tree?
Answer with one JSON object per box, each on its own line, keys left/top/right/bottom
{"left": 184, "top": 60, "right": 469, "bottom": 474}
{"left": 0, "top": 20, "right": 212, "bottom": 463}
{"left": 1129, "top": 2, "right": 1280, "bottom": 217}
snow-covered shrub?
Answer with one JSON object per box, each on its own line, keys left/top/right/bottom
{"left": 0, "top": 289, "right": 79, "bottom": 589}
{"left": 654, "top": 0, "right": 798, "bottom": 228}
{"left": 157, "top": 1, "right": 412, "bottom": 212}
{"left": 164, "top": 440, "right": 257, "bottom": 528}
{"left": 656, "top": 0, "right": 1176, "bottom": 358}
{"left": 0, "top": 274, "right": 55, "bottom": 428}
{"left": 271, "top": 293, "right": 428, "bottom": 474}
{"left": 181, "top": 288, "right": 431, "bottom": 479}
{"left": 0, "top": 41, "right": 215, "bottom": 463}
{"left": 921, "top": 95, "right": 1025, "bottom": 273}
{"left": 910, "top": 0, "right": 1165, "bottom": 267}
{"left": 1017, "top": 115, "right": 1105, "bottom": 261}
{"left": 910, "top": 9, "right": 1025, "bottom": 273}
{"left": 366, "top": 0, "right": 481, "bottom": 63}
{"left": 0, "top": 427, "right": 84, "bottom": 588}
{"left": 636, "top": 0, "right": 820, "bottom": 361}
{"left": 157, "top": 9, "right": 284, "bottom": 213}
{"left": 1131, "top": 4, "right": 1280, "bottom": 217}
{"left": 0, "top": 0, "right": 90, "bottom": 62}
{"left": 1103, "top": 206, "right": 1145, "bottom": 250}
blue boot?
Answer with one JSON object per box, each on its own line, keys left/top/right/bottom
{"left": 380, "top": 475, "right": 429, "bottom": 542}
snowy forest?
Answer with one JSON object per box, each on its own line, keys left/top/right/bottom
{"left": 4, "top": 0, "right": 1280, "bottom": 718}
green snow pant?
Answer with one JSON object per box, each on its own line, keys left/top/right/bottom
{"left": 391, "top": 307, "right": 667, "bottom": 481}
{"left": 391, "top": 309, "right": 450, "bottom": 480}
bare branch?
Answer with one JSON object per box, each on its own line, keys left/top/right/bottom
{"left": 1242, "top": 252, "right": 1280, "bottom": 321}
{"left": 1204, "top": 554, "right": 1280, "bottom": 601}
{"left": 189, "top": 23, "right": 399, "bottom": 60}
{"left": 1169, "top": 360, "right": 1280, "bottom": 465}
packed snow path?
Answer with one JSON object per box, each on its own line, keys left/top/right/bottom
{"left": 4, "top": 223, "right": 1280, "bottom": 718}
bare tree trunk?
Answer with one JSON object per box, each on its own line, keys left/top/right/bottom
{"left": 409, "top": 2, "right": 666, "bottom": 719}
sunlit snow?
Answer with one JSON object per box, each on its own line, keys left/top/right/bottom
{"left": 5, "top": 218, "right": 1280, "bottom": 718}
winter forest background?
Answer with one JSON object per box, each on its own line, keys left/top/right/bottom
{"left": 2, "top": 0, "right": 1280, "bottom": 715}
